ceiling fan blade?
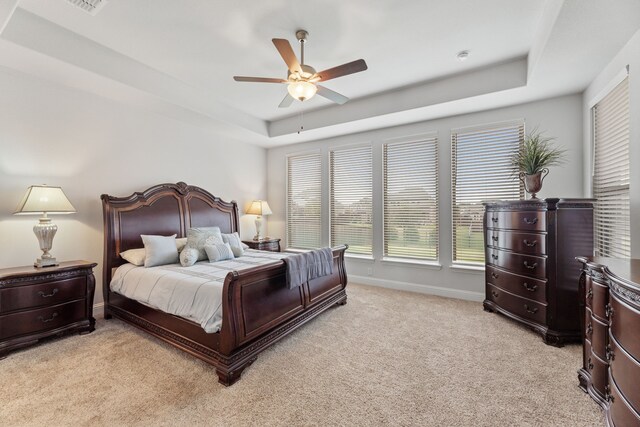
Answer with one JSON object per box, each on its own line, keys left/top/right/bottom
{"left": 315, "top": 59, "right": 368, "bottom": 82}
{"left": 233, "top": 76, "right": 287, "bottom": 83}
{"left": 278, "top": 93, "right": 295, "bottom": 108}
{"left": 272, "top": 38, "right": 302, "bottom": 73}
{"left": 317, "top": 85, "right": 349, "bottom": 105}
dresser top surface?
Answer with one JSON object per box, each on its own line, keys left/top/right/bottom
{"left": 0, "top": 260, "right": 97, "bottom": 281}
{"left": 484, "top": 198, "right": 595, "bottom": 207}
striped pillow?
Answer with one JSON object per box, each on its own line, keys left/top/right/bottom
{"left": 222, "top": 232, "right": 245, "bottom": 257}
{"left": 204, "top": 242, "right": 235, "bottom": 262}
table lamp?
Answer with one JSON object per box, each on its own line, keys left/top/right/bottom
{"left": 246, "top": 200, "right": 272, "bottom": 241}
{"left": 14, "top": 185, "right": 76, "bottom": 267}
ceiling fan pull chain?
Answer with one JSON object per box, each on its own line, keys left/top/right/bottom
{"left": 298, "top": 109, "right": 304, "bottom": 134}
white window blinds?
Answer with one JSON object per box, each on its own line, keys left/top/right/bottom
{"left": 330, "top": 146, "right": 373, "bottom": 255}
{"left": 287, "top": 152, "right": 322, "bottom": 249}
{"left": 383, "top": 137, "right": 439, "bottom": 260}
{"left": 592, "top": 77, "right": 630, "bottom": 258}
{"left": 451, "top": 122, "right": 524, "bottom": 264}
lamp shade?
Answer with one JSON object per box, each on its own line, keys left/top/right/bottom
{"left": 287, "top": 81, "right": 317, "bottom": 101}
{"left": 14, "top": 185, "right": 76, "bottom": 215}
{"left": 246, "top": 200, "right": 272, "bottom": 216}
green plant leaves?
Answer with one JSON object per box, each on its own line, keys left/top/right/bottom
{"left": 512, "top": 129, "right": 566, "bottom": 175}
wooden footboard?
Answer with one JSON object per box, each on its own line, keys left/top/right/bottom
{"left": 216, "top": 245, "right": 348, "bottom": 384}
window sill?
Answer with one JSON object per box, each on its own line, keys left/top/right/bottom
{"left": 381, "top": 257, "right": 442, "bottom": 270}
{"left": 344, "top": 254, "right": 375, "bottom": 262}
{"left": 449, "top": 263, "right": 485, "bottom": 273}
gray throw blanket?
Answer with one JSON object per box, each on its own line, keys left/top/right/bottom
{"left": 285, "top": 247, "right": 334, "bottom": 289}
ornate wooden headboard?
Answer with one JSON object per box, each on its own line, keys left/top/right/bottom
{"left": 101, "top": 182, "right": 239, "bottom": 299}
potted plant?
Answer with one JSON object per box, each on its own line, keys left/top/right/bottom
{"left": 512, "top": 128, "right": 566, "bottom": 199}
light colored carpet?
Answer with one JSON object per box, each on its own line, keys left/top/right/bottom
{"left": 1, "top": 284, "right": 602, "bottom": 426}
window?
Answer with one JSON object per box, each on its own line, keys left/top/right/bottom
{"left": 383, "top": 136, "right": 439, "bottom": 261}
{"left": 592, "top": 77, "right": 630, "bottom": 258}
{"left": 451, "top": 122, "right": 524, "bottom": 264}
{"left": 287, "top": 152, "right": 322, "bottom": 249}
{"left": 330, "top": 145, "right": 373, "bottom": 255}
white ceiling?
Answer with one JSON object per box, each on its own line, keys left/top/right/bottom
{"left": 1, "top": 0, "right": 639, "bottom": 147}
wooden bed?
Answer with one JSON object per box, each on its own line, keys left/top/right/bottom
{"left": 101, "top": 182, "right": 348, "bottom": 385}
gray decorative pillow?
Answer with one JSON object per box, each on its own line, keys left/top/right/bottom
{"left": 204, "top": 242, "right": 235, "bottom": 262}
{"left": 180, "top": 227, "right": 223, "bottom": 267}
{"left": 222, "top": 232, "right": 245, "bottom": 257}
{"left": 141, "top": 234, "right": 179, "bottom": 267}
{"left": 179, "top": 247, "right": 200, "bottom": 267}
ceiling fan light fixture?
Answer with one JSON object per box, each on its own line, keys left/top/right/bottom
{"left": 287, "top": 80, "right": 317, "bottom": 101}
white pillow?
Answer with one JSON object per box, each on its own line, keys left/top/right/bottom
{"left": 205, "top": 242, "right": 235, "bottom": 262}
{"left": 120, "top": 248, "right": 146, "bottom": 266}
{"left": 222, "top": 232, "right": 245, "bottom": 257}
{"left": 181, "top": 227, "right": 224, "bottom": 266}
{"left": 141, "top": 234, "right": 179, "bottom": 267}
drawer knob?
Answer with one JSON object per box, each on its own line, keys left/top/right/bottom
{"left": 491, "top": 254, "right": 499, "bottom": 260}
{"left": 523, "top": 239, "right": 537, "bottom": 247}
{"left": 605, "top": 304, "right": 614, "bottom": 319}
{"left": 606, "top": 344, "right": 615, "bottom": 362}
{"left": 586, "top": 322, "right": 593, "bottom": 335}
{"left": 524, "top": 304, "right": 538, "bottom": 314}
{"left": 491, "top": 217, "right": 498, "bottom": 223}
{"left": 37, "top": 312, "right": 58, "bottom": 323}
{"left": 523, "top": 282, "right": 537, "bottom": 292}
{"left": 587, "top": 289, "right": 593, "bottom": 300}
{"left": 38, "top": 288, "right": 59, "bottom": 298}
{"left": 605, "top": 385, "right": 614, "bottom": 402}
{"left": 491, "top": 236, "right": 498, "bottom": 242}
{"left": 491, "top": 272, "right": 499, "bottom": 279}
{"left": 491, "top": 290, "right": 499, "bottom": 298}
{"left": 523, "top": 217, "right": 538, "bottom": 225}
{"left": 588, "top": 358, "right": 594, "bottom": 370}
{"left": 523, "top": 261, "right": 538, "bottom": 270}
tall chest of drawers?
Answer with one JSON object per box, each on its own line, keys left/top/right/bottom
{"left": 483, "top": 199, "right": 594, "bottom": 346}
{"left": 0, "top": 261, "right": 97, "bottom": 357}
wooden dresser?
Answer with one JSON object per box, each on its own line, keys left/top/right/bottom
{"left": 0, "top": 261, "right": 97, "bottom": 357}
{"left": 577, "top": 257, "right": 640, "bottom": 426}
{"left": 483, "top": 199, "right": 594, "bottom": 346}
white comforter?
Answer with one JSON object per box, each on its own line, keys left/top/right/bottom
{"left": 110, "top": 249, "right": 290, "bottom": 333}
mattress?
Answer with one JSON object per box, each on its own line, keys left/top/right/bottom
{"left": 110, "top": 249, "right": 290, "bottom": 333}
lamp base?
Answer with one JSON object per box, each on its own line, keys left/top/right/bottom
{"left": 35, "top": 257, "right": 59, "bottom": 268}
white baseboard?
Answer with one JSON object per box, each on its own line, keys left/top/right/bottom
{"left": 93, "top": 302, "right": 105, "bottom": 319}
{"left": 349, "top": 275, "right": 484, "bottom": 302}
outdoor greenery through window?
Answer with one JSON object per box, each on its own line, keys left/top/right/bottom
{"left": 330, "top": 145, "right": 373, "bottom": 255}
{"left": 451, "top": 122, "right": 524, "bottom": 263}
{"left": 592, "top": 76, "right": 630, "bottom": 258}
{"left": 287, "top": 152, "right": 322, "bottom": 249}
{"left": 383, "top": 136, "right": 439, "bottom": 260}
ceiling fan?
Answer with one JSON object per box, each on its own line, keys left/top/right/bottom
{"left": 233, "top": 30, "right": 368, "bottom": 108}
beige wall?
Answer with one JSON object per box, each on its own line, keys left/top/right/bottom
{"left": 0, "top": 67, "right": 267, "bottom": 306}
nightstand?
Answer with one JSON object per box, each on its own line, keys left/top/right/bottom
{"left": 0, "top": 260, "right": 97, "bottom": 358}
{"left": 242, "top": 238, "right": 281, "bottom": 252}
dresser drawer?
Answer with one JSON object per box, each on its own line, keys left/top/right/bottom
{"left": 591, "top": 314, "right": 608, "bottom": 361}
{"left": 0, "top": 276, "right": 86, "bottom": 313}
{"left": 610, "top": 293, "right": 640, "bottom": 360}
{"left": 592, "top": 279, "right": 609, "bottom": 322}
{"left": 486, "top": 248, "right": 546, "bottom": 279}
{"left": 609, "top": 374, "right": 640, "bottom": 427}
{"left": 486, "top": 284, "right": 547, "bottom": 325}
{"left": 486, "top": 266, "right": 546, "bottom": 302}
{"left": 0, "top": 300, "right": 86, "bottom": 340}
{"left": 610, "top": 334, "right": 640, "bottom": 415}
{"left": 486, "top": 229, "right": 546, "bottom": 255}
{"left": 588, "top": 350, "right": 608, "bottom": 400}
{"left": 486, "top": 210, "right": 546, "bottom": 232}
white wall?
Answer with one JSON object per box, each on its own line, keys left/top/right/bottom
{"left": 0, "top": 67, "right": 267, "bottom": 305}
{"left": 583, "top": 29, "right": 640, "bottom": 258}
{"left": 267, "top": 94, "right": 584, "bottom": 300}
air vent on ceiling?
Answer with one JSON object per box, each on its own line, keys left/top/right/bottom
{"left": 65, "top": 0, "right": 108, "bottom": 16}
